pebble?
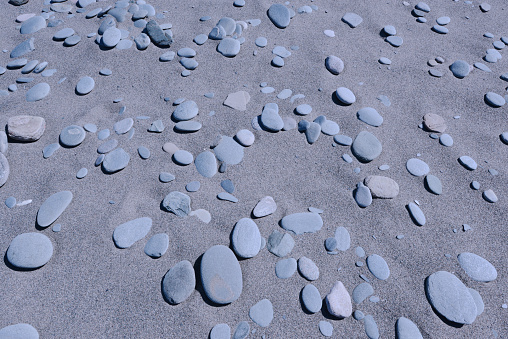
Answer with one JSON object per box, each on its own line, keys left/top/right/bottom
{"left": 194, "top": 151, "right": 217, "bottom": 178}
{"left": 214, "top": 136, "right": 245, "bottom": 165}
{"left": 357, "top": 107, "right": 383, "bottom": 127}
{"left": 97, "top": 129, "right": 110, "bottom": 140}
{"left": 97, "top": 139, "right": 118, "bottom": 154}
{"left": 396, "top": 317, "right": 423, "bottom": 339}
{"left": 217, "top": 38, "right": 241, "bottom": 57}
{"left": 353, "top": 310, "right": 365, "bottom": 321}
{"left": 425, "top": 271, "right": 478, "bottom": 324}
{"left": 351, "top": 131, "right": 382, "bottom": 162}
{"left": 26, "top": 82, "right": 50, "bottom": 102}
{"left": 325, "top": 55, "right": 344, "bottom": 75}
{"left": 267, "top": 230, "right": 295, "bottom": 257}
{"left": 342, "top": 12, "right": 363, "bottom": 28}
{"left": 482, "top": 189, "right": 498, "bottom": 203}
{"left": 354, "top": 182, "right": 372, "bottom": 208}
{"left": 320, "top": 119, "right": 340, "bottom": 135}
{"left": 378, "top": 57, "right": 391, "bottom": 65}
{"left": 406, "top": 158, "right": 430, "bottom": 176}
{"left": 162, "top": 191, "right": 191, "bottom": 217}
{"left": 201, "top": 245, "right": 243, "bottom": 304}
{"left": 255, "top": 37, "right": 267, "bottom": 47}
{"left": 366, "top": 254, "right": 390, "bottom": 280}
{"left": 180, "top": 58, "right": 198, "bottom": 70}
{"left": 423, "top": 113, "right": 446, "bottom": 132}
{"left": 485, "top": 92, "right": 506, "bottom": 107}
{"left": 134, "top": 33, "right": 150, "bottom": 50}
{"left": 37, "top": 191, "right": 73, "bottom": 227}
{"left": 295, "top": 104, "right": 312, "bottom": 115}
{"left": 20, "top": 16, "right": 46, "bottom": 34}
{"left": 102, "top": 148, "right": 130, "bottom": 173}
{"left": 217, "top": 192, "right": 238, "bottom": 202}
{"left": 450, "top": 60, "right": 470, "bottom": 78}
{"left": 334, "top": 135, "right": 352, "bottom": 146}
{"left": 137, "top": 146, "right": 150, "bottom": 159}
{"left": 305, "top": 122, "right": 321, "bottom": 144}
{"left": 252, "top": 196, "right": 277, "bottom": 218}
{"left": 364, "top": 175, "right": 399, "bottom": 198}
{"left": 424, "top": 175, "right": 442, "bottom": 195}
{"left": 480, "top": 3, "right": 491, "bottom": 12}
{"left": 173, "top": 150, "right": 193, "bottom": 165}
{"left": 173, "top": 100, "right": 198, "bottom": 121}
{"left": 113, "top": 217, "right": 152, "bottom": 248}
{"left": 7, "top": 115, "right": 45, "bottom": 142}
{"left": 76, "top": 167, "right": 88, "bottom": 179}
{"left": 220, "top": 179, "right": 234, "bottom": 194}
{"left": 185, "top": 181, "right": 200, "bottom": 192}
{"left": 21, "top": 60, "right": 38, "bottom": 74}
{"left": 144, "top": 233, "right": 169, "bottom": 258}
{"left": 468, "top": 288, "right": 485, "bottom": 315}
{"left": 325, "top": 281, "right": 352, "bottom": 318}
{"left": 383, "top": 25, "right": 396, "bottom": 35}
{"left": 5, "top": 196, "right": 16, "bottom": 208}
{"left": 457, "top": 252, "right": 497, "bottom": 282}
{"left": 146, "top": 20, "right": 172, "bottom": 47}
{"left": 231, "top": 218, "right": 261, "bottom": 258}
{"left": 364, "top": 315, "right": 380, "bottom": 339}
{"left": 10, "top": 38, "right": 35, "bottom": 58}
{"left": 7, "top": 58, "right": 28, "bottom": 69}
{"left": 318, "top": 321, "right": 333, "bottom": 337}
{"left": 7, "top": 232, "right": 53, "bottom": 269}
{"left": 234, "top": 129, "right": 254, "bottom": 147}
{"left": 432, "top": 25, "right": 448, "bottom": 34}
{"left": 43, "top": 143, "right": 60, "bottom": 158}
{"left": 76, "top": 76, "right": 95, "bottom": 95}
{"left": 439, "top": 134, "right": 453, "bottom": 146}
{"left": 386, "top": 36, "right": 403, "bottom": 47}
{"left": 114, "top": 118, "right": 133, "bottom": 135}
{"left": 193, "top": 34, "right": 208, "bottom": 45}
{"left": 267, "top": 4, "right": 290, "bottom": 29}
{"left": 174, "top": 121, "right": 202, "bottom": 132}
{"left": 275, "top": 258, "right": 297, "bottom": 278}
{"left": 429, "top": 69, "right": 443, "bottom": 77}
{"left": 407, "top": 202, "right": 426, "bottom": 226}
{"left": 162, "top": 260, "right": 195, "bottom": 304}
{"left": 59, "top": 125, "right": 86, "bottom": 147}
{"left": 298, "top": 256, "right": 319, "bottom": 281}
{"left": 458, "top": 156, "right": 477, "bottom": 170}
{"left": 224, "top": 91, "right": 251, "bottom": 111}
{"left": 189, "top": 209, "right": 211, "bottom": 223}
{"left": 352, "top": 283, "right": 374, "bottom": 304}
{"left": 335, "top": 87, "right": 356, "bottom": 104}
{"left": 301, "top": 284, "right": 322, "bottom": 313}
{"left": 83, "top": 123, "right": 97, "bottom": 133}
{"left": 0, "top": 324, "right": 39, "bottom": 339}
{"left": 282, "top": 117, "right": 297, "bottom": 131}
{"left": 249, "top": 299, "right": 273, "bottom": 327}
{"left": 210, "top": 324, "right": 230, "bottom": 339}
{"left": 232, "top": 321, "right": 249, "bottom": 339}
{"left": 281, "top": 212, "right": 323, "bottom": 235}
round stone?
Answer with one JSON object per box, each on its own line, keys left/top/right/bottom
{"left": 406, "top": 158, "right": 430, "bottom": 176}
{"left": 231, "top": 218, "right": 261, "bottom": 258}
{"left": 144, "top": 233, "right": 169, "bottom": 258}
{"left": 325, "top": 55, "right": 344, "bottom": 75}
{"left": 366, "top": 254, "right": 390, "bottom": 280}
{"left": 0, "top": 324, "right": 39, "bottom": 339}
{"left": 235, "top": 129, "right": 255, "bottom": 146}
{"left": 214, "top": 136, "right": 244, "bottom": 165}
{"left": 383, "top": 25, "right": 396, "bottom": 35}
{"left": 162, "top": 260, "right": 196, "bottom": 304}
{"left": 102, "top": 27, "right": 121, "bottom": 47}
{"left": 301, "top": 284, "right": 322, "bottom": 313}
{"left": 172, "top": 100, "right": 198, "bottom": 121}
{"left": 450, "top": 60, "right": 470, "bottom": 78}
{"left": 210, "top": 324, "right": 230, "bottom": 339}
{"left": 6, "top": 232, "right": 53, "bottom": 269}
{"left": 275, "top": 258, "right": 297, "bottom": 278}
{"left": 173, "top": 150, "right": 194, "bottom": 166}
{"left": 26, "top": 82, "right": 50, "bottom": 102}
{"left": 194, "top": 151, "right": 217, "bottom": 178}
{"left": 217, "top": 38, "right": 241, "bottom": 57}
{"left": 76, "top": 76, "right": 95, "bottom": 95}
{"left": 102, "top": 148, "right": 130, "bottom": 173}
{"left": 335, "top": 87, "right": 356, "bottom": 104}
{"left": 485, "top": 92, "right": 506, "bottom": 107}
{"left": 295, "top": 104, "right": 312, "bottom": 115}
{"left": 298, "top": 256, "right": 319, "bottom": 281}
{"left": 59, "top": 125, "right": 86, "bottom": 147}
{"left": 457, "top": 252, "right": 497, "bottom": 282}
{"left": 351, "top": 131, "right": 382, "bottom": 162}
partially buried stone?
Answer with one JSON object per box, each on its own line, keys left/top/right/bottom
{"left": 37, "top": 191, "right": 72, "bottom": 227}
{"left": 186, "top": 181, "right": 200, "bottom": 192}
{"left": 20, "top": 16, "right": 46, "bottom": 34}
{"left": 334, "top": 135, "right": 352, "bottom": 146}
{"left": 364, "top": 315, "right": 380, "bottom": 339}
{"left": 275, "top": 258, "right": 297, "bottom": 278}
{"left": 162, "top": 191, "right": 191, "bottom": 217}
{"left": 305, "top": 122, "right": 321, "bottom": 144}
{"left": 249, "top": 299, "right": 273, "bottom": 327}
{"left": 114, "top": 118, "right": 133, "bottom": 135}
{"left": 458, "top": 156, "right": 477, "bottom": 170}
{"left": 172, "top": 100, "right": 198, "bottom": 121}
{"left": 231, "top": 218, "right": 261, "bottom": 258}
{"left": 146, "top": 20, "right": 172, "bottom": 47}
{"left": 235, "top": 129, "right": 255, "bottom": 147}
{"left": 485, "top": 92, "right": 506, "bottom": 107}
{"left": 201, "top": 245, "right": 243, "bottom": 304}
{"left": 6, "top": 232, "right": 53, "bottom": 269}
{"left": 482, "top": 189, "right": 498, "bottom": 203}
{"left": 457, "top": 252, "right": 497, "bottom": 282}
{"left": 253, "top": 196, "right": 277, "bottom": 217}
{"left": 423, "top": 113, "right": 446, "bottom": 132}
{"left": 148, "top": 120, "right": 164, "bottom": 132}
{"left": 357, "top": 107, "right": 383, "bottom": 127}
{"left": 162, "top": 260, "right": 195, "bottom": 304}
{"left": 342, "top": 12, "right": 362, "bottom": 28}
{"left": 138, "top": 146, "right": 150, "bottom": 159}
{"left": 325, "top": 281, "right": 352, "bottom": 318}
{"left": 407, "top": 202, "right": 426, "bottom": 226}
{"left": 354, "top": 182, "right": 372, "bottom": 208}
{"left": 220, "top": 179, "right": 234, "bottom": 193}
{"left": 233, "top": 321, "right": 249, "bottom": 339}
{"left": 210, "top": 324, "right": 230, "bottom": 339}
{"left": 97, "top": 139, "right": 117, "bottom": 154}
{"left": 364, "top": 175, "right": 399, "bottom": 198}
{"left": 60, "top": 125, "right": 86, "bottom": 147}
{"left": 267, "top": 4, "right": 290, "bottom": 29}
{"left": 43, "top": 143, "right": 59, "bottom": 158}
{"left": 301, "top": 284, "right": 322, "bottom": 313}
{"left": 217, "top": 38, "right": 241, "bottom": 57}
{"left": 102, "top": 148, "right": 130, "bottom": 173}
{"left": 7, "top": 115, "right": 45, "bottom": 142}
{"left": 406, "top": 158, "right": 429, "bottom": 176}
{"left": 319, "top": 321, "right": 333, "bottom": 337}
{"left": 396, "top": 317, "right": 424, "bottom": 339}
{"left": 5, "top": 196, "right": 16, "bottom": 208}
{"left": 298, "top": 256, "right": 319, "bottom": 281}
{"left": 267, "top": 230, "right": 294, "bottom": 257}
{"left": 425, "top": 175, "right": 442, "bottom": 195}
{"left": 135, "top": 33, "right": 150, "bottom": 50}
{"left": 102, "top": 27, "right": 121, "bottom": 48}
{"left": 0, "top": 324, "right": 39, "bottom": 339}
{"left": 174, "top": 121, "right": 201, "bottom": 133}
{"left": 76, "top": 76, "right": 94, "bottom": 95}
{"left": 351, "top": 131, "right": 382, "bottom": 162}
{"left": 214, "top": 136, "right": 244, "bottom": 165}
{"left": 366, "top": 254, "right": 390, "bottom": 280}
{"left": 281, "top": 212, "right": 323, "bottom": 235}
{"left": 260, "top": 108, "right": 284, "bottom": 132}
{"left": 386, "top": 36, "right": 403, "bottom": 47}
{"left": 26, "top": 83, "right": 50, "bottom": 102}
{"left": 325, "top": 55, "right": 344, "bottom": 75}
{"left": 352, "top": 282, "right": 374, "bottom": 304}
{"left": 425, "top": 271, "right": 478, "bottom": 324}
{"left": 450, "top": 60, "right": 470, "bottom": 78}
{"left": 10, "top": 38, "right": 35, "bottom": 58}
{"left": 224, "top": 91, "right": 250, "bottom": 111}
{"left": 439, "top": 134, "right": 453, "bottom": 146}
{"left": 194, "top": 151, "right": 217, "bottom": 178}
{"left": 217, "top": 192, "right": 238, "bottom": 202}
{"left": 113, "top": 217, "right": 152, "bottom": 248}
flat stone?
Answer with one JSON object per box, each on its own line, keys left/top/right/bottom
{"left": 342, "top": 12, "right": 362, "bottom": 28}
{"left": 134, "top": 33, "right": 150, "bottom": 50}
{"left": 102, "top": 148, "right": 130, "bottom": 173}
{"left": 352, "top": 283, "right": 374, "bottom": 304}
{"left": 186, "top": 181, "right": 201, "bottom": 192}
{"left": 301, "top": 284, "right": 322, "bottom": 313}
{"left": 201, "top": 245, "right": 243, "bottom": 304}
{"left": 364, "top": 175, "right": 399, "bottom": 198}
{"left": 76, "top": 76, "right": 94, "bottom": 95}
{"left": 220, "top": 180, "right": 234, "bottom": 193}
{"left": 325, "top": 281, "right": 352, "bottom": 318}
{"left": 366, "top": 254, "right": 390, "bottom": 280}
{"left": 20, "top": 16, "right": 46, "bottom": 34}
{"left": 146, "top": 20, "right": 172, "bottom": 47}
{"left": 210, "top": 324, "right": 230, "bottom": 339}
{"left": 162, "top": 260, "right": 195, "bottom": 304}
{"left": 232, "top": 321, "right": 249, "bottom": 339}
{"left": 319, "top": 321, "right": 333, "bottom": 337}
{"left": 334, "top": 227, "right": 350, "bottom": 251}
{"left": 148, "top": 120, "right": 164, "bottom": 133}
{"left": 10, "top": 38, "right": 35, "bottom": 58}
{"left": 396, "top": 317, "right": 423, "bottom": 339}
{"left": 36, "top": 191, "right": 72, "bottom": 227}
{"left": 422, "top": 113, "right": 446, "bottom": 132}
{"left": 180, "top": 58, "right": 198, "bottom": 70}
{"left": 450, "top": 60, "right": 470, "bottom": 78}
{"left": 0, "top": 324, "right": 39, "bottom": 339}
{"left": 260, "top": 108, "right": 284, "bottom": 132}
{"left": 214, "top": 136, "right": 244, "bottom": 165}
{"left": 26, "top": 82, "right": 50, "bottom": 102}
{"left": 482, "top": 189, "right": 498, "bottom": 203}
{"left": 364, "top": 315, "right": 380, "bottom": 339}
{"left": 458, "top": 156, "right": 477, "bottom": 170}
{"left": 76, "top": 167, "right": 87, "bottom": 179}
{"left": 383, "top": 25, "right": 396, "bottom": 35}
{"left": 249, "top": 299, "right": 273, "bottom": 327}
{"left": 281, "top": 212, "right": 323, "bottom": 235}
{"left": 439, "top": 134, "right": 453, "bottom": 147}
{"left": 102, "top": 27, "right": 121, "bottom": 47}
{"left": 351, "top": 131, "right": 382, "bottom": 162}
{"left": 325, "top": 55, "right": 344, "bottom": 75}
{"left": 21, "top": 60, "right": 38, "bottom": 74}
{"left": 485, "top": 92, "right": 506, "bottom": 107}
{"left": 335, "top": 87, "right": 355, "bottom": 104}
{"left": 267, "top": 230, "right": 294, "bottom": 257}
{"left": 162, "top": 191, "right": 191, "bottom": 217}
{"left": 334, "top": 135, "right": 352, "bottom": 146}
{"left": 386, "top": 36, "right": 403, "bottom": 47}
{"left": 235, "top": 129, "right": 255, "bottom": 147}
{"left": 231, "top": 218, "right": 261, "bottom": 258}
{"left": 224, "top": 91, "right": 250, "bottom": 111}
{"left": 425, "top": 271, "right": 477, "bottom": 324}
{"left": 174, "top": 121, "right": 201, "bottom": 132}
{"left": 425, "top": 175, "right": 442, "bottom": 195}
{"left": 112, "top": 118, "right": 133, "bottom": 135}
{"left": 43, "top": 143, "right": 60, "bottom": 158}
{"left": 59, "top": 125, "right": 86, "bottom": 147}
{"left": 253, "top": 196, "right": 277, "bottom": 217}
{"left": 298, "top": 256, "right": 319, "bottom": 281}
{"left": 194, "top": 151, "right": 217, "bottom": 178}
{"left": 217, "top": 192, "right": 238, "bottom": 202}
{"left": 267, "top": 4, "right": 290, "bottom": 28}
{"left": 407, "top": 202, "right": 426, "bottom": 226}
{"left": 354, "top": 182, "right": 372, "bottom": 208}
{"left": 217, "top": 38, "right": 241, "bottom": 57}
{"left": 7, "top": 232, "right": 53, "bottom": 269}
{"left": 53, "top": 27, "right": 75, "bottom": 40}
{"left": 468, "top": 288, "right": 485, "bottom": 316}
{"left": 173, "top": 100, "right": 198, "bottom": 121}
{"left": 458, "top": 252, "right": 497, "bottom": 282}
{"left": 113, "top": 217, "right": 152, "bottom": 249}
{"left": 275, "top": 258, "right": 297, "bottom": 278}
{"left": 406, "top": 158, "right": 430, "bottom": 176}
{"left": 357, "top": 107, "right": 383, "bottom": 127}
{"left": 7, "top": 115, "right": 45, "bottom": 142}
{"left": 97, "top": 139, "right": 118, "bottom": 154}
{"left": 173, "top": 150, "right": 193, "bottom": 166}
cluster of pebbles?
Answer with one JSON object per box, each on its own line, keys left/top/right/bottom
{"left": 0, "top": 0, "right": 506, "bottom": 338}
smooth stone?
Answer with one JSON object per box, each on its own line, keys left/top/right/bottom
{"left": 275, "top": 258, "right": 297, "bottom": 278}
{"left": 379, "top": 57, "right": 391, "bottom": 65}
{"left": 189, "top": 209, "right": 211, "bottom": 224}
{"left": 324, "top": 237, "right": 337, "bottom": 252}
{"left": 295, "top": 104, "right": 312, "bottom": 115}
{"left": 144, "top": 233, "right": 169, "bottom": 258}
{"left": 301, "top": 284, "right": 321, "bottom": 313}
{"left": 201, "top": 245, "right": 243, "bottom": 304}
{"left": 185, "top": 181, "right": 200, "bottom": 192}
{"left": 334, "top": 135, "right": 352, "bottom": 146}
{"left": 76, "top": 76, "right": 94, "bottom": 95}
{"left": 351, "top": 131, "right": 382, "bottom": 162}
{"left": 298, "top": 256, "right": 319, "bottom": 281}
{"left": 137, "top": 146, "right": 150, "bottom": 159}
{"left": 249, "top": 299, "right": 273, "bottom": 327}
{"left": 113, "top": 118, "right": 133, "bottom": 135}
{"left": 267, "top": 230, "right": 294, "bottom": 257}
{"left": 5, "top": 196, "right": 16, "bottom": 208}
{"left": 325, "top": 281, "right": 352, "bottom": 318}
{"left": 335, "top": 87, "right": 355, "bottom": 104}
{"left": 97, "top": 139, "right": 118, "bottom": 154}
{"left": 224, "top": 91, "right": 251, "bottom": 111}
{"left": 260, "top": 108, "right": 283, "bottom": 132}
{"left": 406, "top": 158, "right": 430, "bottom": 176}
{"left": 220, "top": 180, "right": 234, "bottom": 194}
{"left": 267, "top": 3, "right": 290, "bottom": 29}
{"left": 59, "top": 125, "right": 85, "bottom": 147}
{"left": 425, "top": 271, "right": 477, "bottom": 324}
{"left": 83, "top": 123, "right": 97, "bottom": 133}
{"left": 320, "top": 119, "right": 340, "bottom": 135}
{"left": 255, "top": 37, "right": 267, "bottom": 47}
{"left": 357, "top": 107, "right": 383, "bottom": 127}
{"left": 232, "top": 321, "right": 249, "bottom": 339}
{"left": 485, "top": 92, "right": 506, "bottom": 107}
{"left": 342, "top": 12, "right": 362, "bottom": 28}
{"left": 354, "top": 182, "right": 372, "bottom": 208}
{"left": 162, "top": 260, "right": 195, "bottom": 304}
{"left": 364, "top": 315, "right": 380, "bottom": 339}
{"left": 159, "top": 51, "right": 175, "bottom": 62}
{"left": 407, "top": 202, "right": 426, "bottom": 226}
{"left": 113, "top": 217, "right": 152, "bottom": 248}
{"left": 396, "top": 317, "right": 423, "bottom": 339}
{"left": 180, "top": 58, "right": 198, "bottom": 70}
{"left": 53, "top": 27, "right": 75, "bottom": 40}
{"left": 231, "top": 218, "right": 261, "bottom": 258}
{"left": 429, "top": 69, "right": 443, "bottom": 77}
{"left": 97, "top": 129, "right": 110, "bottom": 140}
{"left": 134, "top": 33, "right": 150, "bottom": 50}
{"left": 437, "top": 16, "right": 450, "bottom": 25}
{"left": 162, "top": 142, "right": 178, "bottom": 155}
{"left": 383, "top": 25, "right": 396, "bottom": 35}
{"left": 36, "top": 191, "right": 72, "bottom": 227}
{"left": 26, "top": 83, "right": 50, "bottom": 102}
{"left": 450, "top": 60, "right": 470, "bottom": 78}
{"left": 482, "top": 189, "right": 498, "bottom": 203}
{"left": 217, "top": 38, "right": 240, "bottom": 58}
{"left": 253, "top": 196, "right": 277, "bottom": 218}
{"left": 319, "top": 321, "right": 333, "bottom": 337}
{"left": 386, "top": 36, "right": 403, "bottom": 47}
{"left": 366, "top": 254, "right": 390, "bottom": 280}
{"left": 43, "top": 143, "right": 60, "bottom": 158}
{"left": 0, "top": 323, "right": 39, "bottom": 339}
{"left": 214, "top": 136, "right": 244, "bottom": 165}
{"left": 6, "top": 232, "right": 53, "bottom": 269}
{"left": 277, "top": 89, "right": 292, "bottom": 99}
{"left": 305, "top": 122, "right": 321, "bottom": 144}
{"left": 282, "top": 117, "right": 297, "bottom": 131}
{"left": 102, "top": 27, "right": 121, "bottom": 47}
{"left": 364, "top": 175, "right": 399, "bottom": 198}
{"left": 174, "top": 121, "right": 201, "bottom": 133}
{"left": 7, "top": 58, "right": 28, "bottom": 69}
{"left": 20, "top": 16, "right": 46, "bottom": 34}
{"left": 235, "top": 129, "right": 254, "bottom": 147}
{"left": 325, "top": 55, "right": 344, "bottom": 75}
{"left": 423, "top": 113, "right": 446, "bottom": 132}
{"left": 281, "top": 212, "right": 323, "bottom": 235}
{"left": 480, "top": 2, "right": 491, "bottom": 12}
{"left": 217, "top": 17, "right": 236, "bottom": 35}
{"left": 209, "top": 25, "right": 226, "bottom": 40}
{"left": 173, "top": 150, "right": 193, "bottom": 166}
{"left": 471, "top": 181, "right": 480, "bottom": 190}
{"left": 468, "top": 288, "right": 485, "bottom": 316}
{"left": 425, "top": 175, "right": 442, "bottom": 195}
{"left": 162, "top": 191, "right": 191, "bottom": 217}
{"left": 352, "top": 283, "right": 374, "bottom": 304}
{"left": 194, "top": 151, "right": 217, "bottom": 178}
{"left": 0, "top": 132, "right": 7, "bottom": 154}
{"left": 210, "top": 324, "right": 230, "bottom": 339}
{"left": 217, "top": 192, "right": 238, "bottom": 202}
{"left": 432, "top": 25, "right": 448, "bottom": 34}
{"left": 458, "top": 252, "right": 497, "bottom": 282}
{"left": 146, "top": 20, "right": 172, "bottom": 47}
{"left": 21, "top": 60, "right": 39, "bottom": 74}
{"left": 193, "top": 34, "right": 207, "bottom": 45}
{"left": 173, "top": 100, "right": 198, "bottom": 121}
{"left": 7, "top": 115, "right": 45, "bottom": 142}
{"left": 271, "top": 56, "right": 284, "bottom": 67}
{"left": 102, "top": 148, "right": 130, "bottom": 173}
{"left": 10, "top": 38, "right": 35, "bottom": 58}
{"left": 333, "top": 226, "right": 350, "bottom": 252}
{"left": 76, "top": 167, "right": 87, "bottom": 179}
{"left": 458, "top": 156, "right": 477, "bottom": 170}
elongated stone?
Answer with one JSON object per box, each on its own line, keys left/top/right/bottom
{"left": 113, "top": 217, "right": 152, "bottom": 248}
{"left": 281, "top": 212, "right": 323, "bottom": 234}
{"left": 37, "top": 191, "right": 73, "bottom": 227}
{"left": 457, "top": 252, "right": 497, "bottom": 282}
{"left": 396, "top": 317, "right": 423, "bottom": 339}
{"left": 407, "top": 202, "right": 426, "bottom": 226}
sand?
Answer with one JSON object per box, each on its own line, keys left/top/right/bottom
{"left": 0, "top": 0, "right": 507, "bottom": 338}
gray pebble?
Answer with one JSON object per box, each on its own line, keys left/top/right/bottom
{"left": 231, "top": 218, "right": 261, "bottom": 258}
{"left": 281, "top": 212, "right": 323, "bottom": 235}
{"left": 485, "top": 92, "right": 506, "bottom": 107}
{"left": 26, "top": 82, "right": 50, "bottom": 102}
{"left": 249, "top": 299, "right": 273, "bottom": 327}
{"left": 144, "top": 233, "right": 169, "bottom": 258}
{"left": 162, "top": 191, "right": 191, "bottom": 217}
{"left": 298, "top": 256, "right": 319, "bottom": 281}
{"left": 217, "top": 192, "right": 238, "bottom": 202}
{"left": 97, "top": 139, "right": 118, "bottom": 154}
{"left": 75, "top": 76, "right": 94, "bottom": 95}
{"left": 102, "top": 148, "right": 130, "bottom": 173}
{"left": 232, "top": 321, "right": 249, "bottom": 339}
{"left": 425, "top": 175, "right": 442, "bottom": 195}
{"left": 396, "top": 317, "right": 424, "bottom": 339}
{"left": 162, "top": 260, "right": 195, "bottom": 304}
{"left": 386, "top": 36, "right": 403, "bottom": 47}
{"left": 6, "top": 232, "right": 53, "bottom": 269}
{"left": 275, "top": 257, "right": 297, "bottom": 278}
{"left": 458, "top": 156, "right": 477, "bottom": 170}
{"left": 301, "top": 284, "right": 322, "bottom": 313}
{"left": 482, "top": 189, "right": 498, "bottom": 203}
{"left": 334, "top": 135, "right": 352, "bottom": 146}
{"left": 352, "top": 283, "right": 374, "bottom": 304}
{"left": 335, "top": 87, "right": 355, "bottom": 104}
{"left": 357, "top": 107, "right": 383, "bottom": 127}
{"left": 342, "top": 12, "right": 363, "bottom": 28}
{"left": 5, "top": 196, "right": 16, "bottom": 208}
{"left": 138, "top": 146, "right": 150, "bottom": 159}
{"left": 407, "top": 202, "right": 426, "bottom": 226}
{"left": 267, "top": 230, "right": 295, "bottom": 257}
{"left": 114, "top": 118, "right": 133, "bottom": 135}
{"left": 351, "top": 131, "right": 382, "bottom": 162}
{"left": 406, "top": 158, "right": 430, "bottom": 176}
{"left": 76, "top": 167, "right": 88, "bottom": 179}
{"left": 366, "top": 254, "right": 390, "bottom": 280}
{"left": 267, "top": 3, "right": 290, "bottom": 29}
{"left": 458, "top": 252, "right": 497, "bottom": 282}
{"left": 159, "top": 172, "right": 175, "bottom": 183}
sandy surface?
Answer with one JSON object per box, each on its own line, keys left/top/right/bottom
{"left": 0, "top": 0, "right": 507, "bottom": 338}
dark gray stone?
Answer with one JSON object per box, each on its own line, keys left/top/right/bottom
{"left": 162, "top": 191, "right": 191, "bottom": 217}
{"left": 162, "top": 260, "right": 195, "bottom": 304}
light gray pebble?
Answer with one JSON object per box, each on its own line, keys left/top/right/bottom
{"left": 76, "top": 167, "right": 87, "bottom": 179}
{"left": 162, "top": 260, "right": 195, "bottom": 304}
{"left": 138, "top": 146, "right": 150, "bottom": 159}
{"left": 275, "top": 257, "right": 297, "bottom": 278}
{"left": 144, "top": 233, "right": 169, "bottom": 258}
{"left": 386, "top": 36, "right": 403, "bottom": 47}
{"left": 407, "top": 202, "right": 426, "bottom": 226}
{"left": 267, "top": 230, "right": 294, "bottom": 257}
{"left": 458, "top": 156, "right": 477, "bottom": 170}
{"left": 335, "top": 87, "right": 355, "bottom": 104}
{"left": 301, "top": 284, "right": 322, "bottom": 313}
{"left": 298, "top": 256, "right": 319, "bottom": 281}
{"left": 159, "top": 172, "right": 175, "bottom": 183}
{"left": 482, "top": 189, "right": 498, "bottom": 203}
{"left": 217, "top": 192, "right": 238, "bottom": 202}
{"left": 249, "top": 299, "right": 273, "bottom": 327}
{"left": 334, "top": 135, "right": 352, "bottom": 146}
{"left": 76, "top": 76, "right": 95, "bottom": 95}
{"left": 114, "top": 118, "right": 133, "bottom": 135}
{"left": 357, "top": 107, "right": 383, "bottom": 127}
{"left": 406, "top": 158, "right": 430, "bottom": 176}
{"left": 351, "top": 131, "right": 382, "bottom": 162}
{"left": 102, "top": 148, "right": 130, "bottom": 173}
{"left": 342, "top": 12, "right": 363, "bottom": 28}
{"left": 7, "top": 233, "right": 53, "bottom": 269}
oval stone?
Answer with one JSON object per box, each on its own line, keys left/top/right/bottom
{"left": 352, "top": 282, "right": 374, "bottom": 304}
{"left": 144, "top": 233, "right": 169, "bottom": 258}
{"left": 60, "top": 125, "right": 86, "bottom": 147}
{"left": 325, "top": 55, "right": 344, "bottom": 75}
{"left": 425, "top": 175, "right": 442, "bottom": 195}
{"left": 102, "top": 148, "right": 130, "bottom": 173}
{"left": 0, "top": 323, "right": 39, "bottom": 339}
{"left": 364, "top": 175, "right": 399, "bottom": 198}
{"left": 351, "top": 131, "right": 382, "bottom": 162}
{"left": 201, "top": 245, "right": 243, "bottom": 304}
{"left": 366, "top": 254, "right": 390, "bottom": 280}
{"left": 485, "top": 92, "right": 506, "bottom": 107}
{"left": 102, "top": 27, "right": 121, "bottom": 47}
{"left": 0, "top": 153, "right": 9, "bottom": 187}
{"left": 335, "top": 87, "right": 356, "bottom": 104}
{"left": 406, "top": 158, "right": 429, "bottom": 176}
{"left": 281, "top": 212, "right": 323, "bottom": 235}
{"left": 301, "top": 284, "right": 322, "bottom": 313}
{"left": 217, "top": 38, "right": 241, "bottom": 57}
{"left": 267, "top": 3, "right": 290, "bottom": 28}
{"left": 275, "top": 257, "right": 297, "bottom": 278}
{"left": 162, "top": 260, "right": 196, "bottom": 304}
{"left": 7, "top": 232, "right": 53, "bottom": 269}
{"left": 450, "top": 60, "right": 470, "bottom": 78}
{"left": 407, "top": 202, "right": 426, "bottom": 226}
{"left": 26, "top": 82, "right": 50, "bottom": 102}
{"left": 20, "top": 16, "right": 46, "bottom": 34}
{"left": 37, "top": 191, "right": 73, "bottom": 227}
{"left": 112, "top": 217, "right": 152, "bottom": 249}
{"left": 172, "top": 100, "right": 198, "bottom": 121}
{"left": 214, "top": 136, "right": 244, "bottom": 165}
{"left": 457, "top": 252, "right": 497, "bottom": 282}
{"left": 76, "top": 76, "right": 95, "bottom": 95}
{"left": 231, "top": 218, "right": 261, "bottom": 258}
{"left": 194, "top": 151, "right": 217, "bottom": 178}
{"left": 396, "top": 317, "right": 423, "bottom": 339}
{"left": 357, "top": 107, "right": 383, "bottom": 127}
{"left": 173, "top": 150, "right": 193, "bottom": 165}
{"left": 7, "top": 115, "right": 45, "bottom": 142}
